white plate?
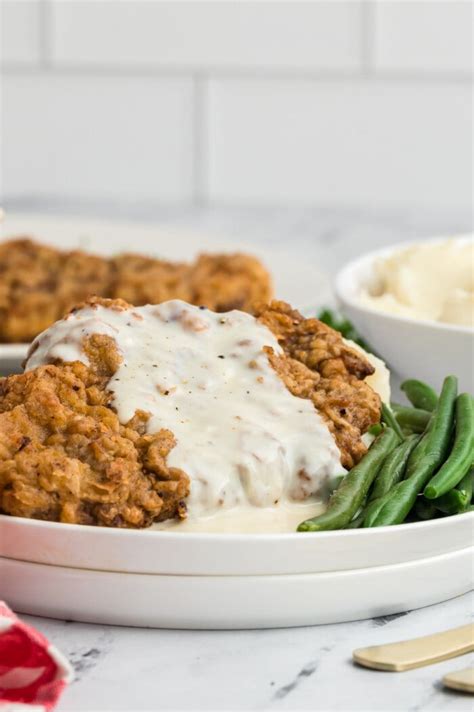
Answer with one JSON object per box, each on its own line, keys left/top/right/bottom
{"left": 3, "top": 548, "right": 472, "bottom": 628}
{"left": 0, "top": 344, "right": 26, "bottom": 373}
{"left": 0, "top": 212, "right": 331, "bottom": 370}
{"left": 2, "top": 513, "right": 473, "bottom": 576}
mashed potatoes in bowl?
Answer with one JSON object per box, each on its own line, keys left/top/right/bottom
{"left": 360, "top": 239, "right": 474, "bottom": 328}
{"left": 335, "top": 236, "right": 474, "bottom": 394}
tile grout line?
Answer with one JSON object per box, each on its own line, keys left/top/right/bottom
{"left": 360, "top": 0, "right": 375, "bottom": 77}
{"left": 192, "top": 74, "right": 208, "bottom": 207}
{"left": 39, "top": 0, "right": 52, "bottom": 70}
{"left": 1, "top": 64, "right": 472, "bottom": 84}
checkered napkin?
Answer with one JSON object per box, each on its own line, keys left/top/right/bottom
{"left": 0, "top": 603, "right": 73, "bottom": 711}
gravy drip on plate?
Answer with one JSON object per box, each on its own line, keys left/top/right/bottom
{"left": 26, "top": 300, "right": 343, "bottom": 519}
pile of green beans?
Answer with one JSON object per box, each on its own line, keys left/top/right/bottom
{"left": 297, "top": 374, "right": 474, "bottom": 532}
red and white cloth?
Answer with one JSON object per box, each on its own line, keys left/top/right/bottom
{"left": 0, "top": 603, "right": 72, "bottom": 712}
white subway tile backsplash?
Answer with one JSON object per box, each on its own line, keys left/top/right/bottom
{"left": 373, "top": 1, "right": 473, "bottom": 75}
{"left": 1, "top": 0, "right": 42, "bottom": 66}
{"left": 1, "top": 75, "right": 194, "bottom": 202}
{"left": 50, "top": 1, "right": 363, "bottom": 72}
{"left": 207, "top": 79, "right": 472, "bottom": 209}
{"left": 1, "top": 2, "right": 471, "bottom": 210}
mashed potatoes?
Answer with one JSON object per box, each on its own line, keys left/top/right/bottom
{"left": 360, "top": 238, "right": 474, "bottom": 328}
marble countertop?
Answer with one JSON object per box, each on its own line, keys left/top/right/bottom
{"left": 4, "top": 203, "right": 474, "bottom": 711}
{"left": 25, "top": 593, "right": 473, "bottom": 712}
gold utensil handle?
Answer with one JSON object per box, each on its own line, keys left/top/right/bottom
{"left": 443, "top": 667, "right": 474, "bottom": 694}
{"left": 353, "top": 623, "right": 474, "bottom": 672}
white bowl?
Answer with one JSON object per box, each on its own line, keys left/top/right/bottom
{"left": 335, "top": 238, "right": 474, "bottom": 394}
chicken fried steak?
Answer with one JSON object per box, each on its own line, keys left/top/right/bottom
{"left": 0, "top": 238, "right": 272, "bottom": 342}
{"left": 0, "top": 299, "right": 381, "bottom": 527}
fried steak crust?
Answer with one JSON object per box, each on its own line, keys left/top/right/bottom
{"left": 256, "top": 301, "right": 381, "bottom": 469}
{"left": 0, "top": 238, "right": 272, "bottom": 342}
{"left": 0, "top": 299, "right": 381, "bottom": 527}
{"left": 0, "top": 337, "right": 189, "bottom": 527}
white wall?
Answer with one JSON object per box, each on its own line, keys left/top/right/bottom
{"left": 1, "top": 0, "right": 472, "bottom": 211}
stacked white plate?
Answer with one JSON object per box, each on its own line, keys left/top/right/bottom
{"left": 2, "top": 514, "right": 473, "bottom": 629}
{"left": 1, "top": 215, "right": 472, "bottom": 628}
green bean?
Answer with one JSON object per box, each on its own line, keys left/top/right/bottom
{"left": 457, "top": 467, "right": 473, "bottom": 504}
{"left": 401, "top": 379, "right": 438, "bottom": 412}
{"left": 346, "top": 508, "right": 366, "bottom": 529}
{"left": 432, "top": 491, "right": 465, "bottom": 515}
{"left": 370, "top": 434, "right": 420, "bottom": 500}
{"left": 347, "top": 496, "right": 383, "bottom": 529}
{"left": 391, "top": 404, "right": 431, "bottom": 434}
{"left": 431, "top": 469, "right": 473, "bottom": 515}
{"left": 368, "top": 423, "right": 384, "bottom": 437}
{"left": 317, "top": 308, "right": 371, "bottom": 351}
{"left": 338, "top": 318, "right": 355, "bottom": 334}
{"left": 381, "top": 403, "right": 404, "bottom": 442}
{"left": 405, "top": 376, "right": 457, "bottom": 480}
{"left": 424, "top": 394, "right": 474, "bottom": 499}
{"left": 368, "top": 376, "right": 458, "bottom": 526}
{"left": 362, "top": 496, "right": 387, "bottom": 527}
{"left": 404, "top": 419, "right": 433, "bottom": 477}
{"left": 414, "top": 498, "right": 439, "bottom": 521}
{"left": 366, "top": 476, "right": 420, "bottom": 526}
{"left": 318, "top": 308, "right": 337, "bottom": 329}
{"left": 297, "top": 428, "right": 399, "bottom": 532}
{"left": 329, "top": 474, "right": 346, "bottom": 493}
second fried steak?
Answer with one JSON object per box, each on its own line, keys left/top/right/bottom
{"left": 0, "top": 238, "right": 272, "bottom": 342}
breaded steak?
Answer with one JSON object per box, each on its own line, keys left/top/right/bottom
{"left": 0, "top": 299, "right": 381, "bottom": 527}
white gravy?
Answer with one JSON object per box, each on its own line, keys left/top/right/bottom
{"left": 151, "top": 501, "right": 326, "bottom": 533}
{"left": 26, "top": 300, "right": 344, "bottom": 522}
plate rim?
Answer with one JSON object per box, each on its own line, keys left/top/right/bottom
{"left": 0, "top": 343, "right": 28, "bottom": 356}
{"left": 2, "top": 543, "right": 472, "bottom": 578}
{"left": 2, "top": 510, "right": 473, "bottom": 541}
